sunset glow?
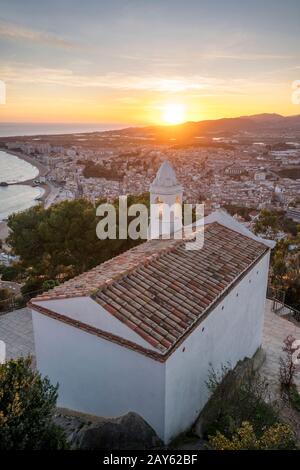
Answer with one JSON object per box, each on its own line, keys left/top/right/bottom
{"left": 160, "top": 103, "right": 187, "bottom": 125}
{"left": 0, "top": 1, "right": 299, "bottom": 124}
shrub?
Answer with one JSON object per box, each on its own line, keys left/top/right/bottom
{"left": 209, "top": 421, "right": 296, "bottom": 450}
{"left": 0, "top": 357, "right": 68, "bottom": 450}
{"left": 0, "top": 288, "right": 12, "bottom": 312}
{"left": 288, "top": 384, "right": 300, "bottom": 412}
{"left": 279, "top": 335, "right": 300, "bottom": 389}
{"left": 203, "top": 365, "right": 278, "bottom": 439}
{"left": 0, "top": 288, "right": 11, "bottom": 301}
{"left": 42, "top": 279, "right": 60, "bottom": 291}
{"left": 0, "top": 265, "right": 21, "bottom": 282}
{"left": 20, "top": 277, "right": 44, "bottom": 298}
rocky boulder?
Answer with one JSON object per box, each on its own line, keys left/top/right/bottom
{"left": 55, "top": 410, "right": 162, "bottom": 450}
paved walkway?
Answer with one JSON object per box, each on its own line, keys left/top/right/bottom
{"left": 261, "top": 300, "right": 300, "bottom": 394}
{"left": 0, "top": 308, "right": 35, "bottom": 360}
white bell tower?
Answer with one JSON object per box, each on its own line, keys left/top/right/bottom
{"left": 149, "top": 160, "right": 183, "bottom": 239}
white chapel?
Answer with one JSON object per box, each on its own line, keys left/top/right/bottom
{"left": 30, "top": 160, "right": 275, "bottom": 444}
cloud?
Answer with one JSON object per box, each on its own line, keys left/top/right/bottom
{"left": 0, "top": 19, "right": 76, "bottom": 49}
{"left": 0, "top": 64, "right": 224, "bottom": 91}
{"left": 119, "top": 52, "right": 296, "bottom": 64}
{"left": 201, "top": 53, "right": 296, "bottom": 60}
{"left": 0, "top": 63, "right": 283, "bottom": 98}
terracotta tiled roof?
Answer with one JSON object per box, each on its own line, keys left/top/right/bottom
{"left": 94, "top": 223, "right": 268, "bottom": 353}
{"left": 32, "top": 237, "right": 182, "bottom": 301}
{"left": 32, "top": 223, "right": 268, "bottom": 356}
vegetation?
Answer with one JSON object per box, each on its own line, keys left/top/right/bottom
{"left": 279, "top": 335, "right": 300, "bottom": 413}
{"left": 254, "top": 209, "right": 299, "bottom": 238}
{"left": 257, "top": 208, "right": 298, "bottom": 239}
{"left": 288, "top": 384, "right": 300, "bottom": 412}
{"left": 0, "top": 264, "right": 23, "bottom": 282}
{"left": 83, "top": 162, "right": 124, "bottom": 181}
{"left": 223, "top": 205, "right": 255, "bottom": 222}
{"left": 203, "top": 366, "right": 279, "bottom": 440}
{"left": 209, "top": 421, "right": 296, "bottom": 450}
{"left": 277, "top": 168, "right": 300, "bottom": 180}
{"left": 254, "top": 210, "right": 300, "bottom": 310}
{"left": 204, "top": 364, "right": 297, "bottom": 450}
{"left": 270, "top": 238, "right": 300, "bottom": 310}
{"left": 0, "top": 357, "right": 67, "bottom": 450}
{"left": 6, "top": 195, "right": 149, "bottom": 294}
{"left": 254, "top": 209, "right": 281, "bottom": 238}
{"left": 0, "top": 287, "right": 13, "bottom": 312}
{"left": 0, "top": 287, "right": 11, "bottom": 301}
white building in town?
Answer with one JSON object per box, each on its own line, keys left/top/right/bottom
{"left": 30, "top": 161, "right": 275, "bottom": 444}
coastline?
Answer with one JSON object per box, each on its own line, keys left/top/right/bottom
{"left": 5, "top": 150, "right": 48, "bottom": 181}
{"left": 3, "top": 150, "right": 54, "bottom": 204}
{"left": 0, "top": 150, "right": 58, "bottom": 230}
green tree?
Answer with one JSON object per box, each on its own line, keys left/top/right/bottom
{"left": 0, "top": 264, "right": 22, "bottom": 282}
{"left": 270, "top": 238, "right": 300, "bottom": 309}
{"left": 7, "top": 195, "right": 149, "bottom": 285}
{"left": 0, "top": 357, "right": 67, "bottom": 450}
{"left": 254, "top": 210, "right": 280, "bottom": 238}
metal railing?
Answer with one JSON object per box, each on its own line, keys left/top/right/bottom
{"left": 0, "top": 289, "right": 43, "bottom": 315}
{"left": 267, "top": 286, "right": 300, "bottom": 322}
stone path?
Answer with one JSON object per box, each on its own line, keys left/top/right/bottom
{"left": 0, "top": 308, "right": 35, "bottom": 360}
{"left": 261, "top": 300, "right": 300, "bottom": 394}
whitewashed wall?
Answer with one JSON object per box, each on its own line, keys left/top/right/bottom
{"left": 34, "top": 297, "right": 159, "bottom": 351}
{"left": 32, "top": 251, "right": 270, "bottom": 444}
{"left": 32, "top": 312, "right": 166, "bottom": 438}
{"left": 163, "top": 251, "right": 270, "bottom": 443}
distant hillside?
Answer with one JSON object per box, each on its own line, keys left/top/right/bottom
{"left": 1, "top": 113, "right": 299, "bottom": 145}
{"left": 105, "top": 113, "right": 300, "bottom": 140}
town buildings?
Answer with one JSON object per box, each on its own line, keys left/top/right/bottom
{"left": 3, "top": 136, "right": 300, "bottom": 210}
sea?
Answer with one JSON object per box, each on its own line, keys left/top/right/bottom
{"left": 0, "top": 150, "right": 44, "bottom": 220}
{"left": 0, "top": 122, "right": 125, "bottom": 137}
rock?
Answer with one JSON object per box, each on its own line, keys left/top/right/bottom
{"left": 193, "top": 347, "right": 266, "bottom": 438}
{"left": 55, "top": 410, "right": 162, "bottom": 450}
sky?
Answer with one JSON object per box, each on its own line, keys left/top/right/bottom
{"left": 0, "top": 0, "right": 300, "bottom": 125}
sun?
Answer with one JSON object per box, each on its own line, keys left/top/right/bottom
{"left": 161, "top": 103, "right": 186, "bottom": 125}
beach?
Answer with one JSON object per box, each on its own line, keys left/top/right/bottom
{"left": 0, "top": 148, "right": 60, "bottom": 225}
{"left": 5, "top": 149, "right": 48, "bottom": 181}
{"left": 2, "top": 150, "right": 55, "bottom": 205}
{"left": 0, "top": 151, "right": 50, "bottom": 240}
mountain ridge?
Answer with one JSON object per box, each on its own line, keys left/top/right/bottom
{"left": 106, "top": 113, "right": 300, "bottom": 138}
